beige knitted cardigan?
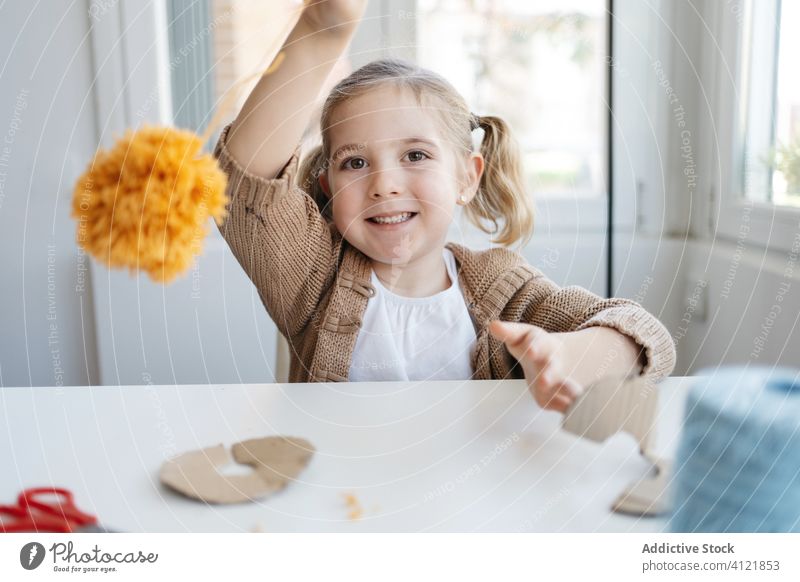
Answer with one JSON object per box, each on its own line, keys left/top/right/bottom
{"left": 214, "top": 126, "right": 676, "bottom": 384}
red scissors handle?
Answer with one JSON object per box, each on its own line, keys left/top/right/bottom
{"left": 0, "top": 487, "right": 97, "bottom": 533}
{"left": 0, "top": 503, "right": 71, "bottom": 533}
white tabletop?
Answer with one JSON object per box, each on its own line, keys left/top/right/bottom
{"left": 0, "top": 377, "right": 694, "bottom": 532}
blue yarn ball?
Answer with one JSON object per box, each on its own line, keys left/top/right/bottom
{"left": 670, "top": 366, "right": 800, "bottom": 532}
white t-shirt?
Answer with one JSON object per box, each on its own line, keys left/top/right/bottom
{"left": 348, "top": 249, "right": 478, "bottom": 381}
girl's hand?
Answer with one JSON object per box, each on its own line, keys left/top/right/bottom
{"left": 489, "top": 321, "right": 584, "bottom": 414}
{"left": 299, "top": 0, "right": 369, "bottom": 35}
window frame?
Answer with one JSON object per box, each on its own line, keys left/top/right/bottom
{"left": 88, "top": 0, "right": 172, "bottom": 139}
{"left": 709, "top": 0, "right": 800, "bottom": 253}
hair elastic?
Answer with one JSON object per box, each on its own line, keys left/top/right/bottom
{"left": 469, "top": 114, "right": 481, "bottom": 131}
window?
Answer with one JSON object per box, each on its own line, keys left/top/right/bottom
{"left": 416, "top": 0, "right": 607, "bottom": 200}
{"left": 166, "top": 0, "right": 311, "bottom": 146}
{"left": 740, "top": 0, "right": 800, "bottom": 208}
{"left": 712, "top": 0, "right": 799, "bottom": 252}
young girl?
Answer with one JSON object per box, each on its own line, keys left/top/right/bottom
{"left": 216, "top": 0, "right": 675, "bottom": 413}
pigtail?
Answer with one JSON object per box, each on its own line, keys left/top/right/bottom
{"left": 297, "top": 144, "right": 333, "bottom": 221}
{"left": 465, "top": 115, "right": 534, "bottom": 247}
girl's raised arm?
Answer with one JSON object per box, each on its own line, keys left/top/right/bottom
{"left": 225, "top": 0, "right": 367, "bottom": 180}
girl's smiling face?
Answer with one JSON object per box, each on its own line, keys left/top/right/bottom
{"left": 319, "top": 84, "right": 483, "bottom": 268}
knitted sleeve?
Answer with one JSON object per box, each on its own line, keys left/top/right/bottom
{"left": 518, "top": 277, "right": 676, "bottom": 381}
{"left": 213, "top": 124, "right": 336, "bottom": 337}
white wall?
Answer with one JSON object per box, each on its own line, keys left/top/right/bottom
{"left": 0, "top": 1, "right": 100, "bottom": 388}
{"left": 90, "top": 235, "right": 280, "bottom": 386}
{"left": 679, "top": 239, "right": 800, "bottom": 372}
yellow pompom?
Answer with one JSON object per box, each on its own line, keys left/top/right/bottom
{"left": 72, "top": 126, "right": 228, "bottom": 283}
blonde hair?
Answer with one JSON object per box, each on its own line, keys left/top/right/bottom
{"left": 297, "top": 58, "right": 534, "bottom": 247}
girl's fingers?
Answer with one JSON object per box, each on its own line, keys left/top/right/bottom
{"left": 489, "top": 321, "right": 554, "bottom": 364}
{"left": 489, "top": 320, "right": 539, "bottom": 341}
{"left": 535, "top": 375, "right": 584, "bottom": 413}
{"left": 490, "top": 321, "right": 582, "bottom": 414}
{"left": 518, "top": 359, "right": 554, "bottom": 399}
{"left": 489, "top": 320, "right": 536, "bottom": 348}
{"left": 537, "top": 390, "right": 572, "bottom": 413}
{"left": 538, "top": 360, "right": 561, "bottom": 386}
{"left": 555, "top": 376, "right": 584, "bottom": 401}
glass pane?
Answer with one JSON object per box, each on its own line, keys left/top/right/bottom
{"left": 167, "top": 0, "right": 215, "bottom": 134}
{"left": 772, "top": 0, "right": 800, "bottom": 207}
{"left": 207, "top": 0, "right": 295, "bottom": 125}
{"left": 167, "top": 0, "right": 352, "bottom": 150}
{"left": 741, "top": 0, "right": 800, "bottom": 208}
{"left": 416, "top": 0, "right": 607, "bottom": 199}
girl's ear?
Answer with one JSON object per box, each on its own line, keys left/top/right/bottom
{"left": 458, "top": 153, "right": 485, "bottom": 205}
{"left": 318, "top": 172, "right": 332, "bottom": 198}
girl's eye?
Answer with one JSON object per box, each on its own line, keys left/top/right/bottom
{"left": 341, "top": 157, "right": 366, "bottom": 170}
{"left": 407, "top": 150, "right": 430, "bottom": 162}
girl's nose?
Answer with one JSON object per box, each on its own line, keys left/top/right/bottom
{"left": 368, "top": 166, "right": 402, "bottom": 198}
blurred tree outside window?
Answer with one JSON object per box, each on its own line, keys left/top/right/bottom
{"left": 416, "top": 0, "right": 607, "bottom": 199}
